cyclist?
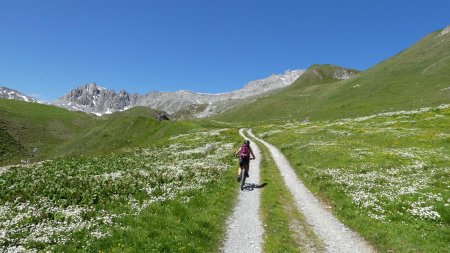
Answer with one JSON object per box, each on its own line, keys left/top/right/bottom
{"left": 235, "top": 140, "right": 255, "bottom": 182}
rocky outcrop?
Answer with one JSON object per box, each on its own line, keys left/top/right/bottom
{"left": 440, "top": 25, "right": 450, "bottom": 36}
{"left": 331, "top": 66, "right": 358, "bottom": 80}
{"left": 303, "top": 65, "right": 359, "bottom": 83}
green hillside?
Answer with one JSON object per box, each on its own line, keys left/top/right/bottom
{"left": 0, "top": 99, "right": 95, "bottom": 165}
{"left": 0, "top": 123, "right": 27, "bottom": 162}
{"left": 215, "top": 27, "right": 450, "bottom": 123}
{"left": 0, "top": 100, "right": 226, "bottom": 166}
{"left": 58, "top": 106, "right": 214, "bottom": 156}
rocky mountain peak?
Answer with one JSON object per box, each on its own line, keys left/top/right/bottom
{"left": 118, "top": 89, "right": 128, "bottom": 96}
{"left": 53, "top": 83, "right": 130, "bottom": 114}
{"left": 81, "top": 83, "right": 106, "bottom": 94}
{"left": 0, "top": 87, "right": 40, "bottom": 103}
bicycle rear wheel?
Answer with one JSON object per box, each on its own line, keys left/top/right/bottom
{"left": 240, "top": 168, "right": 245, "bottom": 190}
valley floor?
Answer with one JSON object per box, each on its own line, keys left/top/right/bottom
{"left": 2, "top": 105, "right": 448, "bottom": 252}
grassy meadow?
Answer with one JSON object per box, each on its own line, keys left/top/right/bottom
{"left": 1, "top": 128, "right": 242, "bottom": 252}
{"left": 254, "top": 105, "right": 450, "bottom": 252}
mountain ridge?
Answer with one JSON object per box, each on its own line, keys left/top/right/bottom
{"left": 0, "top": 87, "right": 41, "bottom": 103}
{"left": 51, "top": 69, "right": 306, "bottom": 116}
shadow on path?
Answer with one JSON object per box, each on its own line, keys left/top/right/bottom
{"left": 242, "top": 182, "right": 268, "bottom": 191}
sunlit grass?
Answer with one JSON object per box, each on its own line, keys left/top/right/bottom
{"left": 1, "top": 128, "right": 241, "bottom": 252}
{"left": 254, "top": 105, "right": 450, "bottom": 252}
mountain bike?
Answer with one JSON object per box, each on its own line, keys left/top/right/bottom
{"left": 238, "top": 157, "right": 254, "bottom": 191}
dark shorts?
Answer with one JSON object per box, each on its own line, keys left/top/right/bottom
{"left": 239, "top": 157, "right": 250, "bottom": 167}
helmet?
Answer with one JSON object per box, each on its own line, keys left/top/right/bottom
{"left": 244, "top": 140, "right": 250, "bottom": 145}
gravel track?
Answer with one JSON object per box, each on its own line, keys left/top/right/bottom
{"left": 222, "top": 129, "right": 264, "bottom": 253}
{"left": 248, "top": 130, "right": 374, "bottom": 253}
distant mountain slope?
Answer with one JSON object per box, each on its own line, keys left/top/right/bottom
{"left": 0, "top": 87, "right": 40, "bottom": 103}
{"left": 0, "top": 98, "right": 228, "bottom": 166}
{"left": 52, "top": 69, "right": 305, "bottom": 116}
{"left": 214, "top": 64, "right": 360, "bottom": 123}
{"left": 0, "top": 98, "right": 95, "bottom": 165}
{"left": 56, "top": 106, "right": 172, "bottom": 154}
{"left": 215, "top": 25, "right": 450, "bottom": 123}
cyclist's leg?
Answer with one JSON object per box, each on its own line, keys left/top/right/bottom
{"left": 244, "top": 160, "right": 250, "bottom": 177}
{"left": 238, "top": 159, "right": 244, "bottom": 181}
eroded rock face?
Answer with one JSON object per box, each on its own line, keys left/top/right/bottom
{"left": 332, "top": 67, "right": 358, "bottom": 80}
{"left": 52, "top": 69, "right": 306, "bottom": 116}
{"left": 309, "top": 66, "right": 357, "bottom": 81}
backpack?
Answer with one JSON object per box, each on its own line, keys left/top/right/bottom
{"left": 239, "top": 144, "right": 250, "bottom": 158}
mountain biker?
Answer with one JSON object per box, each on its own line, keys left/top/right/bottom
{"left": 235, "top": 140, "right": 255, "bottom": 182}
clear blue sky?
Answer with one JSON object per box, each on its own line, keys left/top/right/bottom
{"left": 1, "top": 0, "right": 449, "bottom": 101}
